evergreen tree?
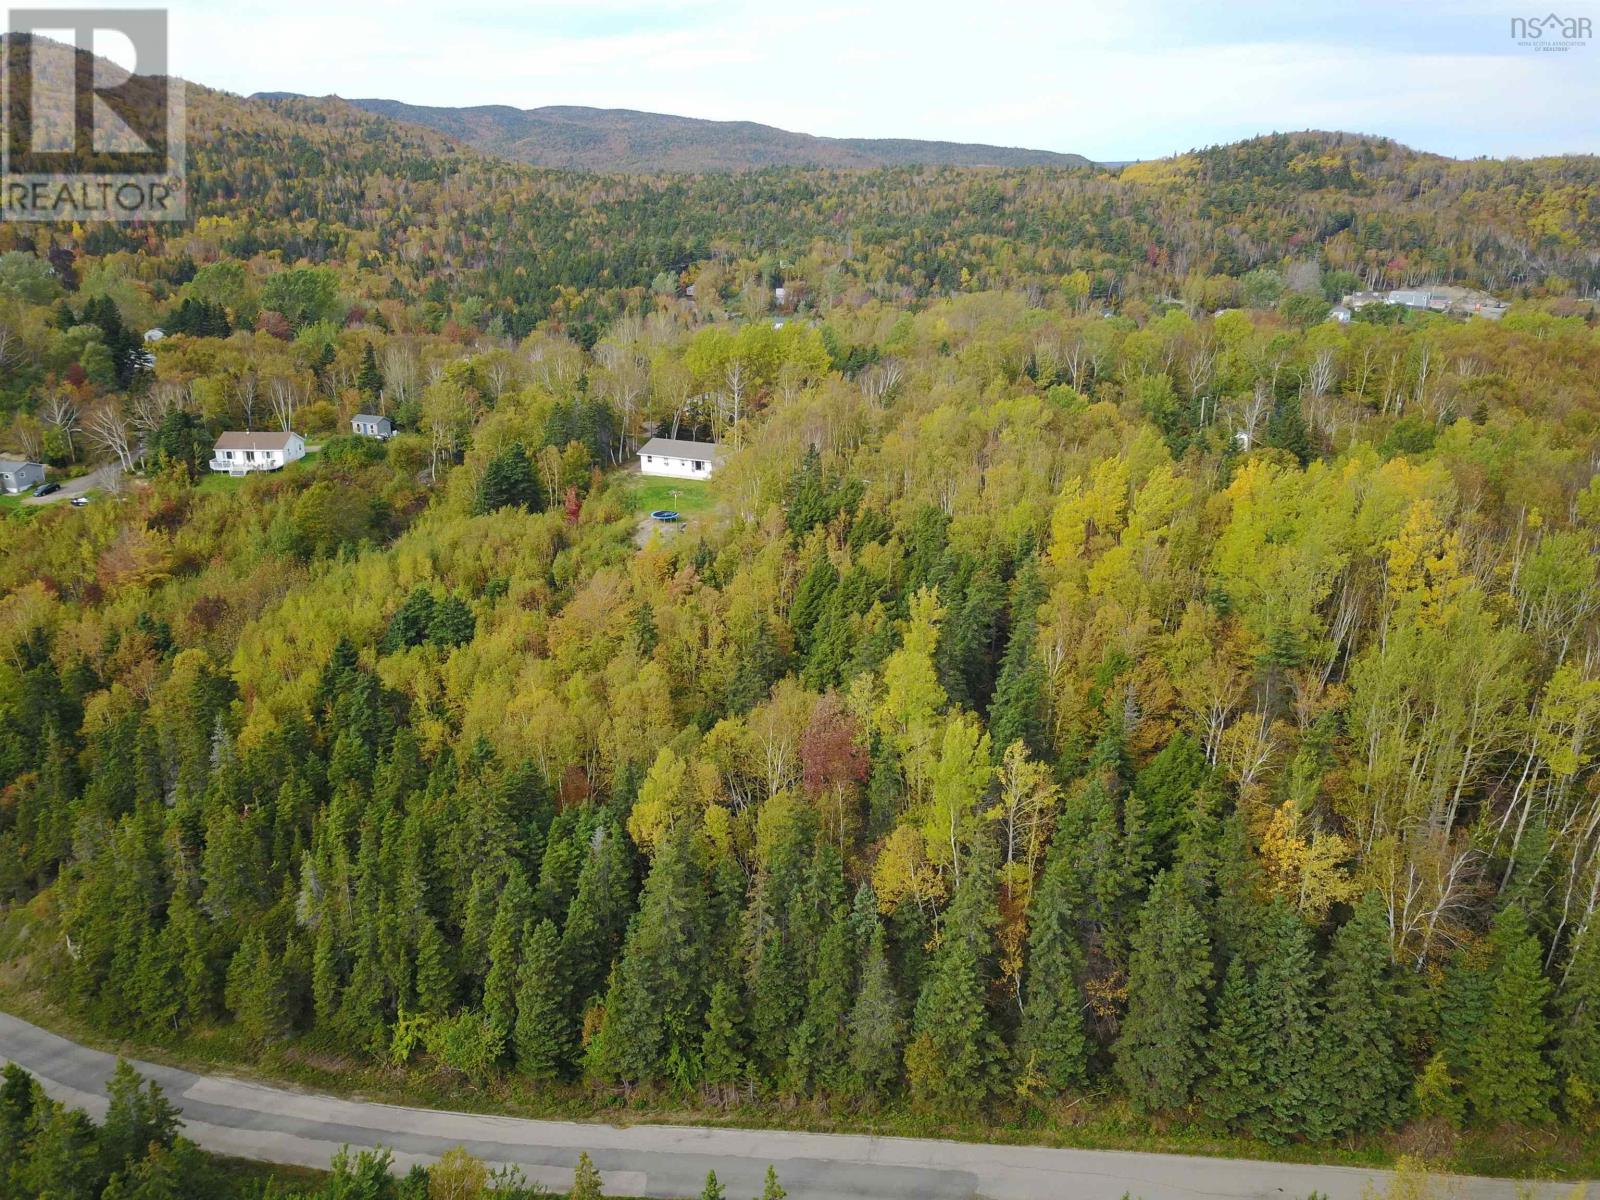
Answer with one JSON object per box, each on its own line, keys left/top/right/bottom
{"left": 513, "top": 918, "right": 572, "bottom": 1080}
{"left": 359, "top": 342, "right": 384, "bottom": 398}
{"left": 1314, "top": 893, "right": 1406, "bottom": 1136}
{"left": 1466, "top": 905, "right": 1555, "bottom": 1124}
{"left": 1199, "top": 956, "right": 1264, "bottom": 1130}
{"left": 413, "top": 915, "right": 455, "bottom": 1018}
{"left": 906, "top": 836, "right": 1002, "bottom": 1112}
{"left": 381, "top": 587, "right": 436, "bottom": 654}
{"left": 473, "top": 442, "right": 543, "bottom": 514}
{"left": 226, "top": 931, "right": 290, "bottom": 1044}
{"left": 701, "top": 978, "right": 745, "bottom": 1098}
{"left": 427, "top": 595, "right": 476, "bottom": 649}
{"left": 847, "top": 918, "right": 905, "bottom": 1099}
{"left": 986, "top": 561, "right": 1049, "bottom": 760}
{"left": 789, "top": 551, "right": 838, "bottom": 655}
{"left": 100, "top": 1060, "right": 179, "bottom": 1180}
{"left": 758, "top": 1165, "right": 787, "bottom": 1200}
{"left": 560, "top": 821, "right": 636, "bottom": 1010}
{"left": 1017, "top": 832, "right": 1089, "bottom": 1093}
{"left": 789, "top": 913, "right": 854, "bottom": 1094}
{"left": 1555, "top": 921, "right": 1600, "bottom": 1120}
{"left": 1249, "top": 899, "right": 1321, "bottom": 1142}
{"left": 698, "top": 1169, "right": 728, "bottom": 1200}
{"left": 1114, "top": 870, "right": 1212, "bottom": 1113}
{"left": 600, "top": 821, "right": 711, "bottom": 1084}
{"left": 483, "top": 866, "right": 533, "bottom": 1037}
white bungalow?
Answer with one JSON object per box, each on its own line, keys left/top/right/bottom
{"left": 352, "top": 413, "right": 393, "bottom": 439}
{"left": 638, "top": 437, "right": 724, "bottom": 480}
{"left": 0, "top": 458, "right": 45, "bottom": 494}
{"left": 210, "top": 431, "right": 306, "bottom": 475}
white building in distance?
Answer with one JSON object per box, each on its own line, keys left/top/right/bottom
{"left": 210, "top": 431, "right": 306, "bottom": 475}
{"left": 638, "top": 437, "right": 724, "bottom": 480}
{"left": 352, "top": 413, "right": 393, "bottom": 439}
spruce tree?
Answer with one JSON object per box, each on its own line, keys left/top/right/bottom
{"left": 1199, "top": 956, "right": 1263, "bottom": 1131}
{"left": 603, "top": 821, "right": 711, "bottom": 1084}
{"left": 483, "top": 865, "right": 533, "bottom": 1037}
{"left": 1555, "top": 921, "right": 1600, "bottom": 1120}
{"left": 100, "top": 1060, "right": 179, "bottom": 1179}
{"left": 1114, "top": 870, "right": 1212, "bottom": 1113}
{"left": 699, "top": 1169, "right": 728, "bottom": 1200}
{"left": 358, "top": 342, "right": 384, "bottom": 398}
{"left": 701, "top": 979, "right": 745, "bottom": 1099}
{"left": 560, "top": 820, "right": 636, "bottom": 1009}
{"left": 413, "top": 915, "right": 455, "bottom": 1018}
{"left": 1249, "top": 899, "right": 1321, "bottom": 1142}
{"left": 473, "top": 442, "right": 542, "bottom": 515}
{"left": 790, "top": 914, "right": 854, "bottom": 1094}
{"left": 1466, "top": 905, "right": 1555, "bottom": 1124}
{"left": 1017, "top": 833, "right": 1089, "bottom": 1093}
{"left": 226, "top": 932, "right": 290, "bottom": 1044}
{"left": 1314, "top": 892, "right": 1406, "bottom": 1136}
{"left": 513, "top": 919, "right": 572, "bottom": 1080}
{"left": 848, "top": 919, "right": 905, "bottom": 1098}
{"left": 986, "top": 560, "right": 1048, "bottom": 760}
{"left": 906, "top": 836, "right": 1002, "bottom": 1112}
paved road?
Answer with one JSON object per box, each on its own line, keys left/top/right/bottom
{"left": 0, "top": 1012, "right": 1581, "bottom": 1200}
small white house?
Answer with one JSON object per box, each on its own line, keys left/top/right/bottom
{"left": 1329, "top": 305, "right": 1352, "bottom": 324}
{"left": 143, "top": 328, "right": 165, "bottom": 343}
{"left": 0, "top": 458, "right": 45, "bottom": 494}
{"left": 638, "top": 437, "right": 724, "bottom": 480}
{"left": 352, "top": 413, "right": 393, "bottom": 439}
{"left": 210, "top": 431, "right": 306, "bottom": 475}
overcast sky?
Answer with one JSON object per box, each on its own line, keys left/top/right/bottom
{"left": 81, "top": 0, "right": 1600, "bottom": 160}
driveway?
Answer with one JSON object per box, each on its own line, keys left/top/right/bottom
{"left": 0, "top": 1012, "right": 1581, "bottom": 1200}
{"left": 21, "top": 461, "right": 121, "bottom": 505}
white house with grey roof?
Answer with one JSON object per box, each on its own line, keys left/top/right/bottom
{"left": 352, "top": 413, "right": 393, "bottom": 439}
{"left": 210, "top": 431, "right": 305, "bottom": 475}
{"left": 638, "top": 437, "right": 724, "bottom": 480}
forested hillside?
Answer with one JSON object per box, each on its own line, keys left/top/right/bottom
{"left": 1, "top": 49, "right": 1599, "bottom": 1171}
{"left": 267, "top": 96, "right": 1095, "bottom": 172}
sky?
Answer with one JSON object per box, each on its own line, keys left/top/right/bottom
{"left": 59, "top": 0, "right": 1600, "bottom": 160}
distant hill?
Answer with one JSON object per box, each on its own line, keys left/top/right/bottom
{"left": 250, "top": 95, "right": 1094, "bottom": 172}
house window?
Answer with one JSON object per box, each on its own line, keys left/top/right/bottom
{"left": 645, "top": 456, "right": 654, "bottom": 463}
{"left": 693, "top": 460, "right": 705, "bottom": 471}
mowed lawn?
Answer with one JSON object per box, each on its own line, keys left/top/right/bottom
{"left": 195, "top": 449, "right": 320, "bottom": 496}
{"left": 625, "top": 475, "right": 715, "bottom": 516}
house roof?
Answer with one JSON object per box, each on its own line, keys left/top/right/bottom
{"left": 639, "top": 437, "right": 724, "bottom": 461}
{"left": 214, "top": 431, "right": 300, "bottom": 452}
{"left": 0, "top": 458, "right": 42, "bottom": 472}
{"left": 353, "top": 413, "right": 390, "bottom": 424}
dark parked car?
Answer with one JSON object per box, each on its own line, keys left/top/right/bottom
{"left": 33, "top": 482, "right": 59, "bottom": 496}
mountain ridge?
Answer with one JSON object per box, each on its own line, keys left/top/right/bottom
{"left": 250, "top": 93, "right": 1095, "bottom": 172}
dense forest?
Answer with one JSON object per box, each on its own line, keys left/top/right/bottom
{"left": 1, "top": 50, "right": 1600, "bottom": 1172}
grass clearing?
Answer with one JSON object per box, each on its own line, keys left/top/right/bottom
{"left": 623, "top": 475, "right": 715, "bottom": 516}
{"left": 195, "top": 449, "right": 321, "bottom": 496}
